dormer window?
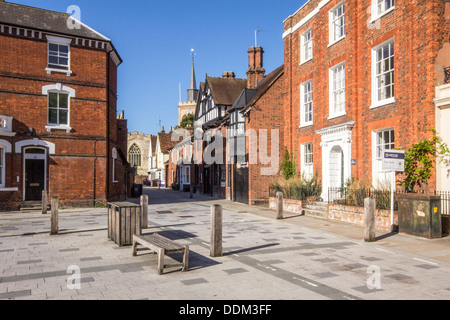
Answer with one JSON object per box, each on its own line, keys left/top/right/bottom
{"left": 45, "top": 35, "right": 72, "bottom": 76}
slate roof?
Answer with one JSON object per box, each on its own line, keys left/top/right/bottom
{"left": 0, "top": 2, "right": 111, "bottom": 41}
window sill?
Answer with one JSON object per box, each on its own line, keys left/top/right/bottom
{"left": 45, "top": 125, "right": 72, "bottom": 133}
{"left": 370, "top": 97, "right": 396, "bottom": 109}
{"left": 0, "top": 187, "right": 18, "bottom": 192}
{"left": 299, "top": 122, "right": 313, "bottom": 129}
{"left": 328, "top": 35, "right": 346, "bottom": 48}
{"left": 327, "top": 112, "right": 346, "bottom": 120}
{"left": 299, "top": 57, "right": 313, "bottom": 66}
{"left": 370, "top": 7, "right": 395, "bottom": 24}
{"left": 46, "top": 68, "right": 72, "bottom": 77}
{"left": 0, "top": 130, "right": 16, "bottom": 137}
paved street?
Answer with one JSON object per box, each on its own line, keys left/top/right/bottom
{"left": 0, "top": 187, "right": 450, "bottom": 301}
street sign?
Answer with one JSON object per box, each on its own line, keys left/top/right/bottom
{"left": 382, "top": 150, "right": 405, "bottom": 172}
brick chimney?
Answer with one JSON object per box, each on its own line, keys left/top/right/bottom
{"left": 247, "top": 46, "right": 265, "bottom": 89}
{"left": 222, "top": 71, "right": 236, "bottom": 79}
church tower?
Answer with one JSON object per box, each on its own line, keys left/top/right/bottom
{"left": 178, "top": 49, "right": 198, "bottom": 126}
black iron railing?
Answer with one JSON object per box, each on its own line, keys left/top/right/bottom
{"left": 328, "top": 187, "right": 397, "bottom": 211}
{"left": 269, "top": 184, "right": 322, "bottom": 201}
{"left": 435, "top": 191, "right": 450, "bottom": 216}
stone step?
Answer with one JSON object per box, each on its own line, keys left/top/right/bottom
{"left": 20, "top": 201, "right": 50, "bottom": 212}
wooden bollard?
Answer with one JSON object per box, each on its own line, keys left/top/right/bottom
{"left": 190, "top": 184, "right": 194, "bottom": 199}
{"left": 210, "top": 204, "right": 222, "bottom": 257}
{"left": 276, "top": 192, "right": 283, "bottom": 220}
{"left": 364, "top": 197, "right": 376, "bottom": 242}
{"left": 42, "top": 190, "right": 47, "bottom": 214}
{"left": 50, "top": 197, "right": 59, "bottom": 235}
{"left": 140, "top": 194, "right": 148, "bottom": 229}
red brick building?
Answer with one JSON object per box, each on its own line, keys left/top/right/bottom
{"left": 0, "top": 1, "right": 130, "bottom": 210}
{"left": 282, "top": 0, "right": 450, "bottom": 199}
{"left": 241, "top": 64, "right": 285, "bottom": 205}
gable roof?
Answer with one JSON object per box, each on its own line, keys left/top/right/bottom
{"left": 157, "top": 131, "right": 183, "bottom": 153}
{"left": 206, "top": 77, "right": 248, "bottom": 106}
{"left": 242, "top": 65, "right": 284, "bottom": 115}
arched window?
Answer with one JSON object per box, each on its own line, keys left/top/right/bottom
{"left": 128, "top": 144, "right": 141, "bottom": 167}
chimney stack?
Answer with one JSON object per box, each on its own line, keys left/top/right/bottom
{"left": 247, "top": 46, "right": 265, "bottom": 89}
{"left": 222, "top": 71, "right": 236, "bottom": 79}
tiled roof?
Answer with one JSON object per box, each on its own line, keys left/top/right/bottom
{"left": 206, "top": 77, "right": 248, "bottom": 106}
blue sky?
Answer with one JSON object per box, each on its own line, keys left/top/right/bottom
{"left": 12, "top": 0, "right": 305, "bottom": 135}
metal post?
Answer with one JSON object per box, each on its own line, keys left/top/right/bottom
{"left": 210, "top": 204, "right": 222, "bottom": 257}
{"left": 276, "top": 192, "right": 283, "bottom": 220}
{"left": 50, "top": 197, "right": 59, "bottom": 235}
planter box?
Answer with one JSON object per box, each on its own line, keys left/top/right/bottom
{"left": 397, "top": 193, "right": 442, "bottom": 239}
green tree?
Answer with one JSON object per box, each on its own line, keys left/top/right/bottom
{"left": 399, "top": 129, "right": 450, "bottom": 191}
{"left": 180, "top": 113, "right": 194, "bottom": 128}
{"left": 280, "top": 147, "right": 296, "bottom": 180}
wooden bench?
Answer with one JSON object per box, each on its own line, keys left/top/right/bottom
{"left": 132, "top": 233, "right": 189, "bottom": 275}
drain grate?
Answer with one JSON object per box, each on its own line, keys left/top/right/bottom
{"left": 155, "top": 210, "right": 173, "bottom": 214}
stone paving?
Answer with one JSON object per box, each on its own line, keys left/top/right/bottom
{"left": 1, "top": 187, "right": 450, "bottom": 300}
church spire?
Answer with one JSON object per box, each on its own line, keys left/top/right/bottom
{"left": 187, "top": 49, "right": 198, "bottom": 102}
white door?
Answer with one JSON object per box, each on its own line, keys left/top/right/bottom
{"left": 329, "top": 145, "right": 343, "bottom": 189}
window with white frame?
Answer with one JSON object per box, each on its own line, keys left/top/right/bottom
{"left": 301, "top": 28, "right": 313, "bottom": 63}
{"left": 329, "top": 2, "right": 345, "bottom": 45}
{"left": 374, "top": 0, "right": 395, "bottom": 17}
{"left": 329, "top": 63, "right": 346, "bottom": 117}
{"left": 48, "top": 92, "right": 69, "bottom": 126}
{"left": 376, "top": 129, "right": 395, "bottom": 158}
{"left": 42, "top": 84, "right": 75, "bottom": 132}
{"left": 372, "top": 39, "right": 395, "bottom": 107}
{"left": 300, "top": 80, "right": 313, "bottom": 126}
{"left": 302, "top": 143, "right": 313, "bottom": 180}
{"left": 48, "top": 43, "right": 69, "bottom": 71}
{"left": 372, "top": 128, "right": 395, "bottom": 188}
{"left": 46, "top": 35, "right": 72, "bottom": 75}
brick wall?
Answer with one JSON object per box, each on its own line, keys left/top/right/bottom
{"left": 283, "top": 0, "right": 448, "bottom": 193}
{"left": 0, "top": 28, "right": 127, "bottom": 209}
{"left": 247, "top": 71, "right": 285, "bottom": 204}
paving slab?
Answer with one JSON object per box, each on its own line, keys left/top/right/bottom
{"left": 0, "top": 187, "right": 449, "bottom": 301}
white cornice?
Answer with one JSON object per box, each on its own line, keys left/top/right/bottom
{"left": 283, "top": 0, "right": 331, "bottom": 39}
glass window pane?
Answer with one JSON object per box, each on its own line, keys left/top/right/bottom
{"left": 49, "top": 108, "right": 58, "bottom": 124}
{"left": 59, "top": 58, "right": 68, "bottom": 66}
{"left": 59, "top": 45, "right": 69, "bottom": 54}
{"left": 59, "top": 110, "right": 68, "bottom": 125}
{"left": 48, "top": 93, "right": 58, "bottom": 108}
{"left": 59, "top": 94, "right": 68, "bottom": 109}
{"left": 49, "top": 43, "right": 58, "bottom": 52}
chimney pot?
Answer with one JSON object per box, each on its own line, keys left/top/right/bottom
{"left": 222, "top": 71, "right": 236, "bottom": 79}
